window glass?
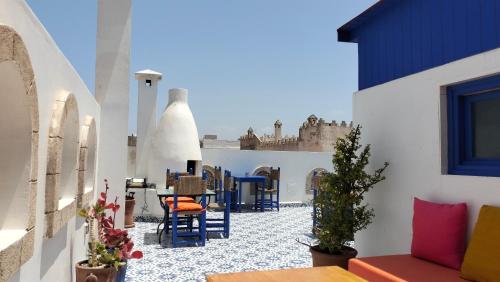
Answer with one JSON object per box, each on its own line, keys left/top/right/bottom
{"left": 471, "top": 96, "right": 500, "bottom": 159}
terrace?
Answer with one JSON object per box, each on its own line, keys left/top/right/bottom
{"left": 2, "top": 1, "right": 500, "bottom": 282}
{"left": 126, "top": 207, "right": 313, "bottom": 282}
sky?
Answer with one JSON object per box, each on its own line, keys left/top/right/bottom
{"left": 26, "top": 0, "right": 376, "bottom": 140}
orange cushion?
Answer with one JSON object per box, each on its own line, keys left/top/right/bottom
{"left": 164, "top": 196, "right": 195, "bottom": 204}
{"left": 349, "top": 255, "right": 467, "bottom": 282}
{"left": 168, "top": 202, "right": 204, "bottom": 212}
{"left": 460, "top": 205, "right": 500, "bottom": 281}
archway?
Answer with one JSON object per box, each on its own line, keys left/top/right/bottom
{"left": 251, "top": 166, "right": 271, "bottom": 195}
{"left": 305, "top": 168, "right": 328, "bottom": 197}
{"left": 45, "top": 93, "right": 80, "bottom": 239}
{"left": 77, "top": 116, "right": 97, "bottom": 208}
{"left": 202, "top": 165, "right": 216, "bottom": 191}
{"left": 0, "top": 25, "right": 39, "bottom": 280}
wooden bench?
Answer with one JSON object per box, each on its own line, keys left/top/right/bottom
{"left": 206, "top": 266, "right": 366, "bottom": 282}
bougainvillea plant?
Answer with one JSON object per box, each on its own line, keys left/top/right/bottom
{"left": 79, "top": 179, "right": 143, "bottom": 269}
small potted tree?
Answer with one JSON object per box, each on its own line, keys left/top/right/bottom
{"left": 76, "top": 180, "right": 143, "bottom": 282}
{"left": 310, "top": 125, "right": 388, "bottom": 269}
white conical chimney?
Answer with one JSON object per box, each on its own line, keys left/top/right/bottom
{"left": 148, "top": 88, "right": 202, "bottom": 186}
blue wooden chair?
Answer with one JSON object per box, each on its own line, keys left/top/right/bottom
{"left": 157, "top": 169, "right": 192, "bottom": 240}
{"left": 206, "top": 172, "right": 231, "bottom": 238}
{"left": 311, "top": 171, "right": 322, "bottom": 233}
{"left": 213, "top": 166, "right": 223, "bottom": 203}
{"left": 169, "top": 175, "right": 207, "bottom": 247}
{"left": 255, "top": 167, "right": 280, "bottom": 211}
{"left": 224, "top": 170, "right": 239, "bottom": 211}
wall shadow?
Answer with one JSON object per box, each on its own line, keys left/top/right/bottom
{"left": 39, "top": 224, "right": 68, "bottom": 280}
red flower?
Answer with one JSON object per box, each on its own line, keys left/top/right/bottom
{"left": 130, "top": 251, "right": 143, "bottom": 259}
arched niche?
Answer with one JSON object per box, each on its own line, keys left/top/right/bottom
{"left": 77, "top": 116, "right": 97, "bottom": 208}
{"left": 305, "top": 168, "right": 328, "bottom": 197}
{"left": 0, "top": 25, "right": 38, "bottom": 281}
{"left": 202, "top": 164, "right": 216, "bottom": 191}
{"left": 251, "top": 166, "right": 271, "bottom": 195}
{"left": 44, "top": 93, "right": 80, "bottom": 239}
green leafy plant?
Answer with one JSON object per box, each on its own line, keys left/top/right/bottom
{"left": 315, "top": 125, "right": 388, "bottom": 254}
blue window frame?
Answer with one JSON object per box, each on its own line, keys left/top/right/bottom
{"left": 447, "top": 75, "right": 500, "bottom": 177}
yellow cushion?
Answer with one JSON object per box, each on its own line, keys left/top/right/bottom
{"left": 460, "top": 205, "right": 500, "bottom": 281}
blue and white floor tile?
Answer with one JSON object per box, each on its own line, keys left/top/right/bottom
{"left": 125, "top": 207, "right": 314, "bottom": 282}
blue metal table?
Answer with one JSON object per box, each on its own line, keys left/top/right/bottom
{"left": 232, "top": 175, "right": 267, "bottom": 212}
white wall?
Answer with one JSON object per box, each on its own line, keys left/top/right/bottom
{"left": 353, "top": 47, "right": 500, "bottom": 257}
{"left": 131, "top": 148, "right": 333, "bottom": 217}
{"left": 0, "top": 0, "right": 100, "bottom": 281}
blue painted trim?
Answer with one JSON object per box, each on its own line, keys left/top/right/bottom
{"left": 447, "top": 74, "right": 500, "bottom": 177}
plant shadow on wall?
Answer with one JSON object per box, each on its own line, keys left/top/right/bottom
{"left": 307, "top": 125, "right": 389, "bottom": 269}
{"left": 76, "top": 180, "right": 143, "bottom": 282}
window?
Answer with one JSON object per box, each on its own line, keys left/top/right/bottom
{"left": 447, "top": 75, "right": 500, "bottom": 177}
{"left": 145, "top": 79, "right": 152, "bottom": 86}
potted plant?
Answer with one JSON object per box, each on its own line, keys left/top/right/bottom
{"left": 76, "top": 180, "right": 143, "bottom": 282}
{"left": 310, "top": 125, "right": 388, "bottom": 269}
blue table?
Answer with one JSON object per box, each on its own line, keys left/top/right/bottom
{"left": 232, "top": 175, "right": 267, "bottom": 212}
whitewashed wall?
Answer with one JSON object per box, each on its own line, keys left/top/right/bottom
{"left": 353, "top": 47, "right": 500, "bottom": 257}
{"left": 0, "top": 1, "right": 100, "bottom": 281}
{"left": 202, "top": 148, "right": 333, "bottom": 203}
{"left": 129, "top": 148, "right": 333, "bottom": 217}
{"left": 128, "top": 147, "right": 332, "bottom": 216}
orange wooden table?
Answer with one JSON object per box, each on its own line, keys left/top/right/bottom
{"left": 206, "top": 266, "right": 367, "bottom": 282}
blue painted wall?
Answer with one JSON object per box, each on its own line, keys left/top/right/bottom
{"left": 340, "top": 0, "right": 500, "bottom": 90}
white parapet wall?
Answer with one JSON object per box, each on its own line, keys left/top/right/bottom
{"left": 353, "top": 46, "right": 500, "bottom": 257}
{"left": 130, "top": 148, "right": 333, "bottom": 217}
{"left": 0, "top": 0, "right": 101, "bottom": 281}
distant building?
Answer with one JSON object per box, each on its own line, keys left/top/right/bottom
{"left": 200, "top": 135, "right": 240, "bottom": 149}
{"left": 240, "top": 115, "right": 352, "bottom": 152}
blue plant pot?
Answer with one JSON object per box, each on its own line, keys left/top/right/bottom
{"left": 115, "top": 262, "right": 127, "bottom": 282}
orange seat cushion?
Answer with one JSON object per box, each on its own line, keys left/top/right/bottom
{"left": 164, "top": 196, "right": 195, "bottom": 204}
{"left": 349, "top": 255, "right": 467, "bottom": 282}
{"left": 168, "top": 202, "right": 204, "bottom": 212}
{"left": 460, "top": 205, "right": 500, "bottom": 281}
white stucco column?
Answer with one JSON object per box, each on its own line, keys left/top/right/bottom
{"left": 95, "top": 0, "right": 131, "bottom": 228}
{"left": 134, "top": 69, "right": 162, "bottom": 178}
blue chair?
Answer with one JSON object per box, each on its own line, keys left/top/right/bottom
{"left": 206, "top": 170, "right": 231, "bottom": 238}
{"left": 255, "top": 167, "right": 280, "bottom": 211}
{"left": 213, "top": 166, "right": 223, "bottom": 203}
{"left": 224, "top": 170, "right": 239, "bottom": 211}
{"left": 169, "top": 175, "right": 207, "bottom": 247}
{"left": 311, "top": 171, "right": 322, "bottom": 233}
{"left": 157, "top": 169, "right": 191, "bottom": 239}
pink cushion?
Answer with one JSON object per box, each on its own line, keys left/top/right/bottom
{"left": 411, "top": 198, "right": 467, "bottom": 270}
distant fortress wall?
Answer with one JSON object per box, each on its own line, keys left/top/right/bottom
{"left": 240, "top": 115, "right": 352, "bottom": 152}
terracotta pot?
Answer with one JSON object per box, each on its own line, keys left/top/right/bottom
{"left": 125, "top": 198, "right": 135, "bottom": 228}
{"left": 75, "top": 260, "right": 116, "bottom": 282}
{"left": 310, "top": 245, "right": 358, "bottom": 269}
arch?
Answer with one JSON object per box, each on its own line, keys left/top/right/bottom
{"left": 305, "top": 168, "right": 328, "bottom": 196}
{"left": 77, "top": 116, "right": 97, "bottom": 208}
{"left": 0, "top": 25, "right": 38, "bottom": 281}
{"left": 44, "top": 93, "right": 80, "bottom": 239}
{"left": 251, "top": 165, "right": 271, "bottom": 195}
{"left": 202, "top": 164, "right": 216, "bottom": 191}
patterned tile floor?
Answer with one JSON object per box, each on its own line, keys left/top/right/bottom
{"left": 125, "top": 207, "right": 315, "bottom": 282}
